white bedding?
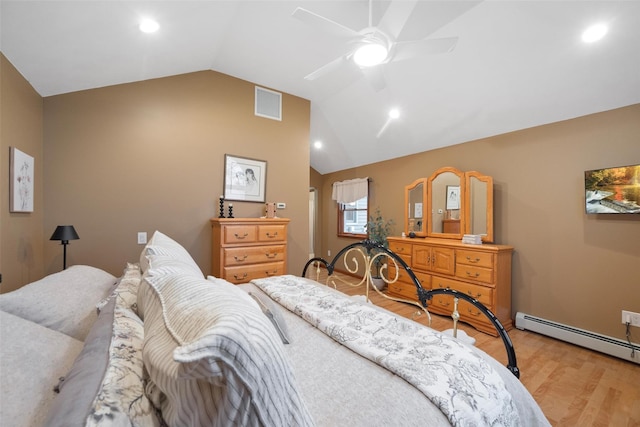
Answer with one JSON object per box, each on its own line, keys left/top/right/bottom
{"left": 242, "top": 277, "right": 550, "bottom": 427}
{"left": 0, "top": 311, "right": 84, "bottom": 427}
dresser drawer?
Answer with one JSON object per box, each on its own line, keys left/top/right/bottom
{"left": 388, "top": 241, "right": 412, "bottom": 257}
{"left": 387, "top": 281, "right": 418, "bottom": 300}
{"left": 459, "top": 300, "right": 492, "bottom": 324}
{"left": 223, "top": 262, "right": 284, "bottom": 284}
{"left": 430, "top": 277, "right": 493, "bottom": 307}
{"left": 456, "top": 249, "right": 493, "bottom": 268}
{"left": 223, "top": 245, "right": 286, "bottom": 266}
{"left": 258, "top": 224, "right": 287, "bottom": 242}
{"left": 223, "top": 225, "right": 257, "bottom": 244}
{"left": 455, "top": 264, "right": 493, "bottom": 284}
{"left": 387, "top": 264, "right": 430, "bottom": 290}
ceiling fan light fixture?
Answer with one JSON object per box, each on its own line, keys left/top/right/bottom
{"left": 582, "top": 23, "right": 608, "bottom": 43}
{"left": 353, "top": 42, "right": 388, "bottom": 67}
{"left": 139, "top": 18, "right": 160, "bottom": 34}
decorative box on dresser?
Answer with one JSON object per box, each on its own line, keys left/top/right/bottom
{"left": 211, "top": 218, "right": 289, "bottom": 284}
{"left": 387, "top": 236, "right": 513, "bottom": 336}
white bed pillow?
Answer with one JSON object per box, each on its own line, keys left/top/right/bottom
{"left": 141, "top": 272, "right": 313, "bottom": 426}
{"left": 137, "top": 255, "right": 203, "bottom": 321}
{"left": 0, "top": 265, "right": 117, "bottom": 340}
{"left": 139, "top": 230, "right": 202, "bottom": 276}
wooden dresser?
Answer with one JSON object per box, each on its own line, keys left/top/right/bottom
{"left": 386, "top": 236, "right": 513, "bottom": 336}
{"left": 211, "top": 218, "right": 289, "bottom": 284}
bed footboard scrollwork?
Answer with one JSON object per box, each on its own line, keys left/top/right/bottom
{"left": 302, "top": 240, "right": 520, "bottom": 379}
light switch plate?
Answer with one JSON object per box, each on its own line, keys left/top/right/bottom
{"left": 137, "top": 232, "right": 147, "bottom": 245}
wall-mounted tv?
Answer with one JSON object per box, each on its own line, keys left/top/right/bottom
{"left": 585, "top": 164, "right": 640, "bottom": 214}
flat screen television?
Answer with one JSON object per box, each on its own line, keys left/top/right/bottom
{"left": 585, "top": 164, "right": 640, "bottom": 214}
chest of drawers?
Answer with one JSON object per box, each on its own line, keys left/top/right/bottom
{"left": 387, "top": 237, "right": 513, "bottom": 336}
{"left": 211, "top": 218, "right": 289, "bottom": 284}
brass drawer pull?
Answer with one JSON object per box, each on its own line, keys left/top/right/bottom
{"left": 265, "top": 270, "right": 279, "bottom": 276}
{"left": 465, "top": 271, "right": 480, "bottom": 278}
{"left": 233, "top": 255, "right": 248, "bottom": 262}
{"left": 466, "top": 256, "right": 481, "bottom": 263}
{"left": 467, "top": 308, "right": 481, "bottom": 317}
{"left": 265, "top": 253, "right": 277, "bottom": 259}
{"left": 437, "top": 299, "right": 450, "bottom": 307}
{"left": 266, "top": 232, "right": 278, "bottom": 238}
{"left": 467, "top": 290, "right": 482, "bottom": 298}
{"left": 234, "top": 232, "right": 248, "bottom": 239}
{"left": 233, "top": 273, "right": 248, "bottom": 280}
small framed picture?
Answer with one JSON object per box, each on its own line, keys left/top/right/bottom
{"left": 446, "top": 185, "right": 460, "bottom": 210}
{"left": 10, "top": 147, "right": 35, "bottom": 213}
{"left": 223, "top": 154, "right": 267, "bottom": 203}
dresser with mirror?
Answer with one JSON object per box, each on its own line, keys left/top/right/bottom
{"left": 388, "top": 167, "right": 513, "bottom": 336}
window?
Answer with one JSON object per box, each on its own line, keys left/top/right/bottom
{"left": 332, "top": 177, "right": 369, "bottom": 238}
{"left": 338, "top": 196, "right": 368, "bottom": 237}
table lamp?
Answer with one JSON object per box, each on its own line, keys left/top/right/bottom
{"left": 50, "top": 225, "right": 80, "bottom": 270}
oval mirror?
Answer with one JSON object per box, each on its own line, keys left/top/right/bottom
{"left": 427, "top": 166, "right": 464, "bottom": 239}
{"left": 405, "top": 178, "right": 428, "bottom": 237}
{"left": 465, "top": 171, "right": 494, "bottom": 242}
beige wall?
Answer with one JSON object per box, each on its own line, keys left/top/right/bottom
{"left": 0, "top": 54, "right": 44, "bottom": 292}
{"left": 42, "top": 71, "right": 310, "bottom": 278}
{"left": 319, "top": 104, "right": 640, "bottom": 341}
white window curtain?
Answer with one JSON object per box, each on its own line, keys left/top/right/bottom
{"left": 332, "top": 177, "right": 369, "bottom": 204}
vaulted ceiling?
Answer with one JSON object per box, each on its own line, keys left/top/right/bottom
{"left": 2, "top": 1, "right": 639, "bottom": 174}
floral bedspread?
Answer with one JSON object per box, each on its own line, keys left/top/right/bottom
{"left": 87, "top": 264, "right": 162, "bottom": 426}
{"left": 252, "top": 275, "right": 520, "bottom": 427}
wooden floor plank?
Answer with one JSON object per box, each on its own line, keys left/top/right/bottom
{"left": 307, "top": 270, "right": 640, "bottom": 426}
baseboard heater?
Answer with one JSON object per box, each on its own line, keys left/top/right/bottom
{"left": 515, "top": 312, "right": 640, "bottom": 364}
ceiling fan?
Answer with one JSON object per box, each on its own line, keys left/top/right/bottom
{"left": 292, "top": 0, "right": 459, "bottom": 91}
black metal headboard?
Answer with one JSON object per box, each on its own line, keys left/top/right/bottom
{"left": 302, "top": 240, "right": 520, "bottom": 378}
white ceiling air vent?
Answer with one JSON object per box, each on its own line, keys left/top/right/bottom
{"left": 255, "top": 86, "right": 282, "bottom": 121}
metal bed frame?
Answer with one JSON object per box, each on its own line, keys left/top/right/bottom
{"left": 302, "top": 240, "right": 520, "bottom": 378}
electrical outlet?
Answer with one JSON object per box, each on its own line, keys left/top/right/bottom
{"left": 137, "top": 232, "right": 147, "bottom": 245}
{"left": 621, "top": 310, "right": 640, "bottom": 327}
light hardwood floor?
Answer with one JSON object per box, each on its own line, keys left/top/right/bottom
{"left": 308, "top": 270, "right": 640, "bottom": 427}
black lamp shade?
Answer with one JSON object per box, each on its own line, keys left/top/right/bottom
{"left": 50, "top": 225, "right": 80, "bottom": 242}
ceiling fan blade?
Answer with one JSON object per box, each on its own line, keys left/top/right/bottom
{"left": 377, "top": 0, "right": 418, "bottom": 40}
{"left": 361, "top": 66, "right": 387, "bottom": 92}
{"left": 304, "top": 55, "right": 350, "bottom": 81}
{"left": 393, "top": 37, "right": 458, "bottom": 62}
{"left": 292, "top": 7, "right": 360, "bottom": 39}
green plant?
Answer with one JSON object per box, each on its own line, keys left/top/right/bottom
{"left": 366, "top": 208, "right": 395, "bottom": 278}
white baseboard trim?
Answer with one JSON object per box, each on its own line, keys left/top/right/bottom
{"left": 515, "top": 312, "right": 640, "bottom": 364}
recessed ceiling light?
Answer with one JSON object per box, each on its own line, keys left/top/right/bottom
{"left": 139, "top": 18, "right": 160, "bottom": 34}
{"left": 582, "top": 23, "right": 608, "bottom": 43}
{"left": 389, "top": 108, "right": 400, "bottom": 119}
{"left": 313, "top": 140, "right": 323, "bottom": 149}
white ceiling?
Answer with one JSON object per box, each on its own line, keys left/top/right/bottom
{"left": 2, "top": 1, "right": 639, "bottom": 174}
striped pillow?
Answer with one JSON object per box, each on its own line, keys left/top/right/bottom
{"left": 139, "top": 230, "right": 202, "bottom": 275}
{"left": 137, "top": 255, "right": 203, "bottom": 320}
{"left": 141, "top": 271, "right": 313, "bottom": 426}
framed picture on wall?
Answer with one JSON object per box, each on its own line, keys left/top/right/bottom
{"left": 445, "top": 185, "right": 460, "bottom": 210}
{"left": 10, "top": 147, "right": 34, "bottom": 213}
{"left": 223, "top": 154, "right": 267, "bottom": 203}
